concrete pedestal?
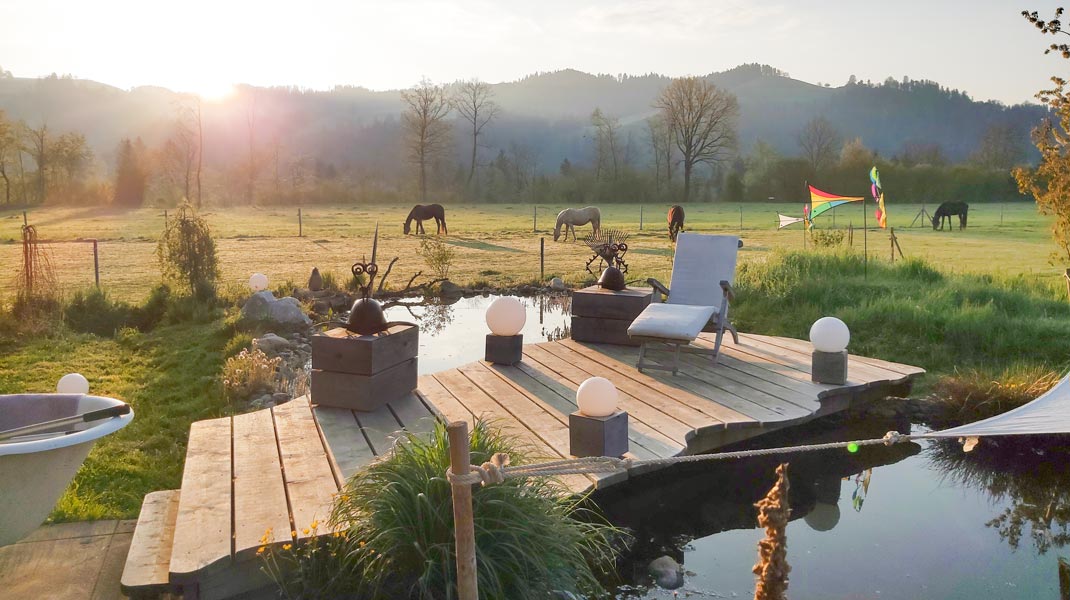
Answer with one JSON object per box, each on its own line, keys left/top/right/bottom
{"left": 571, "top": 286, "right": 653, "bottom": 347}
{"left": 311, "top": 324, "right": 419, "bottom": 410}
{"left": 811, "top": 350, "right": 848, "bottom": 385}
{"left": 485, "top": 334, "right": 523, "bottom": 365}
{"left": 569, "top": 410, "right": 629, "bottom": 458}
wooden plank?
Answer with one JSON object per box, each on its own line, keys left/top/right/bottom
{"left": 433, "top": 369, "right": 594, "bottom": 493}
{"left": 390, "top": 392, "right": 439, "bottom": 435}
{"left": 418, "top": 374, "right": 475, "bottom": 425}
{"left": 712, "top": 348, "right": 830, "bottom": 398}
{"left": 594, "top": 342, "right": 809, "bottom": 424}
{"left": 514, "top": 355, "right": 685, "bottom": 454}
{"left": 353, "top": 403, "right": 404, "bottom": 456}
{"left": 231, "top": 409, "right": 292, "bottom": 560}
{"left": 723, "top": 335, "right": 894, "bottom": 385}
{"left": 553, "top": 339, "right": 756, "bottom": 426}
{"left": 170, "top": 416, "right": 232, "bottom": 582}
{"left": 501, "top": 362, "right": 682, "bottom": 458}
{"left": 272, "top": 399, "right": 340, "bottom": 540}
{"left": 525, "top": 344, "right": 697, "bottom": 443}
{"left": 744, "top": 333, "right": 924, "bottom": 377}
{"left": 313, "top": 406, "right": 376, "bottom": 482}
{"left": 121, "top": 490, "right": 180, "bottom": 595}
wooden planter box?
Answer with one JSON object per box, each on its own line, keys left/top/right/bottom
{"left": 311, "top": 325, "right": 418, "bottom": 411}
{"left": 571, "top": 286, "right": 654, "bottom": 346}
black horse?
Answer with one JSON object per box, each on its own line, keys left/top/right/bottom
{"left": 668, "top": 205, "right": 685, "bottom": 241}
{"left": 404, "top": 204, "right": 448, "bottom": 235}
{"left": 932, "top": 201, "right": 968, "bottom": 231}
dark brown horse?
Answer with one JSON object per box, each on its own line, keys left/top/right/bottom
{"left": 932, "top": 201, "right": 968, "bottom": 231}
{"left": 404, "top": 204, "right": 448, "bottom": 235}
{"left": 668, "top": 205, "right": 685, "bottom": 241}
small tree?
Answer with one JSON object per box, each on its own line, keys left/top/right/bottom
{"left": 156, "top": 202, "right": 219, "bottom": 295}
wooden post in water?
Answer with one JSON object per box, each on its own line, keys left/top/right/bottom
{"left": 447, "top": 422, "right": 478, "bottom": 600}
{"left": 298, "top": 208, "right": 303, "bottom": 237}
{"left": 540, "top": 237, "right": 545, "bottom": 281}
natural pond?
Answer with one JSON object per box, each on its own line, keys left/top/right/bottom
{"left": 382, "top": 294, "right": 1070, "bottom": 599}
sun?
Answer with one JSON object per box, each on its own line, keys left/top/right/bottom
{"left": 190, "top": 80, "right": 235, "bottom": 101}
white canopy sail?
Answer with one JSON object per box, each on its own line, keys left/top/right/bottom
{"left": 922, "top": 373, "right": 1070, "bottom": 439}
{"left": 777, "top": 213, "right": 805, "bottom": 229}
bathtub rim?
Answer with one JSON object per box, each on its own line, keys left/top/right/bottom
{"left": 0, "top": 394, "right": 134, "bottom": 456}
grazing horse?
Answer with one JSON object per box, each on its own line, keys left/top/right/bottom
{"left": 553, "top": 207, "right": 601, "bottom": 242}
{"left": 668, "top": 205, "right": 685, "bottom": 241}
{"left": 932, "top": 201, "right": 968, "bottom": 231}
{"left": 404, "top": 203, "right": 448, "bottom": 235}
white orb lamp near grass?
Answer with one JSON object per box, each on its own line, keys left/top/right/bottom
{"left": 570, "top": 376, "right": 628, "bottom": 458}
{"left": 249, "top": 272, "right": 269, "bottom": 292}
{"left": 810, "top": 317, "right": 850, "bottom": 385}
{"left": 57, "top": 373, "right": 89, "bottom": 394}
{"left": 484, "top": 297, "right": 526, "bottom": 365}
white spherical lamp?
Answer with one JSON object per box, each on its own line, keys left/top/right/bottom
{"left": 803, "top": 501, "right": 841, "bottom": 532}
{"left": 576, "top": 377, "right": 618, "bottom": 418}
{"left": 57, "top": 373, "right": 89, "bottom": 394}
{"left": 809, "top": 317, "right": 850, "bottom": 352}
{"left": 248, "top": 273, "right": 269, "bottom": 292}
{"left": 485, "top": 297, "right": 526, "bottom": 337}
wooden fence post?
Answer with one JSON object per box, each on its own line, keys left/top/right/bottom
{"left": 533, "top": 205, "right": 537, "bottom": 233}
{"left": 639, "top": 204, "right": 643, "bottom": 230}
{"left": 890, "top": 227, "right": 895, "bottom": 263}
{"left": 298, "top": 208, "right": 303, "bottom": 237}
{"left": 848, "top": 223, "right": 853, "bottom": 247}
{"left": 447, "top": 421, "right": 479, "bottom": 600}
{"left": 92, "top": 240, "right": 100, "bottom": 287}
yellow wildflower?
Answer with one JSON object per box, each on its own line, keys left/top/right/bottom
{"left": 257, "top": 546, "right": 266, "bottom": 555}
{"left": 302, "top": 528, "right": 310, "bottom": 535}
{"left": 283, "top": 543, "right": 292, "bottom": 551}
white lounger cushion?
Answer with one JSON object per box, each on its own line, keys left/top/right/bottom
{"left": 628, "top": 303, "right": 717, "bottom": 342}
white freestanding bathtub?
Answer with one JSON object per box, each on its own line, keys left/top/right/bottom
{"left": 0, "top": 394, "right": 134, "bottom": 546}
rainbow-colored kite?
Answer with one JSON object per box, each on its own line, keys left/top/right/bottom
{"left": 808, "top": 185, "right": 864, "bottom": 221}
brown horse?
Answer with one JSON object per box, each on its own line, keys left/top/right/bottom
{"left": 668, "top": 205, "right": 685, "bottom": 241}
{"left": 404, "top": 204, "right": 448, "bottom": 234}
{"left": 932, "top": 201, "right": 968, "bottom": 231}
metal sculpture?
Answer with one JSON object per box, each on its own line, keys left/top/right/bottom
{"left": 346, "top": 224, "right": 390, "bottom": 335}
{"left": 581, "top": 228, "right": 629, "bottom": 276}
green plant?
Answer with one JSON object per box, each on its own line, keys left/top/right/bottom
{"left": 221, "top": 347, "right": 280, "bottom": 402}
{"left": 264, "top": 420, "right": 622, "bottom": 599}
{"left": 809, "top": 229, "right": 845, "bottom": 248}
{"left": 64, "top": 288, "right": 133, "bottom": 337}
{"left": 418, "top": 237, "right": 457, "bottom": 280}
{"left": 347, "top": 272, "right": 367, "bottom": 293}
{"left": 925, "top": 366, "right": 1063, "bottom": 429}
{"left": 319, "top": 271, "right": 339, "bottom": 291}
{"left": 156, "top": 202, "right": 219, "bottom": 295}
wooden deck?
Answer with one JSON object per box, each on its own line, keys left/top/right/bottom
{"left": 121, "top": 332, "right": 923, "bottom": 599}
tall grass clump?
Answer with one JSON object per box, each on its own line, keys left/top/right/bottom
{"left": 924, "top": 366, "right": 1063, "bottom": 429}
{"left": 264, "top": 420, "right": 622, "bottom": 599}
{"left": 734, "top": 250, "right": 1070, "bottom": 380}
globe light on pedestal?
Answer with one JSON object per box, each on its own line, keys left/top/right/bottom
{"left": 810, "top": 317, "right": 850, "bottom": 385}
{"left": 576, "top": 377, "right": 618, "bottom": 418}
{"left": 249, "top": 273, "right": 269, "bottom": 292}
{"left": 485, "top": 297, "right": 526, "bottom": 336}
{"left": 57, "top": 373, "right": 89, "bottom": 394}
{"left": 809, "top": 317, "right": 850, "bottom": 352}
{"left": 484, "top": 297, "right": 526, "bottom": 365}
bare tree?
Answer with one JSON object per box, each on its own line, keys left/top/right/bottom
{"left": 654, "top": 77, "right": 739, "bottom": 202}
{"left": 971, "top": 123, "right": 1025, "bottom": 171}
{"left": 451, "top": 79, "right": 498, "bottom": 190}
{"left": 163, "top": 106, "right": 198, "bottom": 201}
{"left": 196, "top": 98, "right": 203, "bottom": 208}
{"left": 646, "top": 114, "right": 673, "bottom": 195}
{"left": 0, "top": 110, "right": 16, "bottom": 204}
{"left": 797, "top": 116, "right": 841, "bottom": 173}
{"left": 21, "top": 122, "right": 49, "bottom": 203}
{"left": 402, "top": 78, "right": 452, "bottom": 203}
{"left": 590, "top": 108, "right": 621, "bottom": 181}
{"left": 244, "top": 91, "right": 258, "bottom": 204}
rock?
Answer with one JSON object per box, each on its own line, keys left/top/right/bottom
{"left": 648, "top": 555, "right": 685, "bottom": 590}
{"left": 253, "top": 333, "right": 292, "bottom": 356}
{"left": 271, "top": 392, "right": 292, "bottom": 404}
{"left": 330, "top": 295, "right": 352, "bottom": 311}
{"left": 309, "top": 267, "right": 324, "bottom": 291}
{"left": 312, "top": 300, "right": 330, "bottom": 315}
{"left": 241, "top": 290, "right": 313, "bottom": 327}
{"left": 440, "top": 280, "right": 463, "bottom": 297}
{"left": 250, "top": 394, "right": 276, "bottom": 409}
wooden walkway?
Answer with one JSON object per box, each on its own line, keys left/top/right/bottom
{"left": 121, "top": 332, "right": 923, "bottom": 599}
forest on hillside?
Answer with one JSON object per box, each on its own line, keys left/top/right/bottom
{"left": 0, "top": 64, "right": 1046, "bottom": 208}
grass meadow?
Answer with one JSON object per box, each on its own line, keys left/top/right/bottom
{"left": 1, "top": 201, "right": 1061, "bottom": 304}
{"left": 1, "top": 199, "right": 1068, "bottom": 522}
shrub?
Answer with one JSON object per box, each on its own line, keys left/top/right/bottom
{"left": 925, "top": 366, "right": 1063, "bottom": 429}
{"left": 809, "top": 229, "right": 845, "bottom": 248}
{"left": 157, "top": 202, "right": 219, "bottom": 295}
{"left": 418, "top": 237, "right": 457, "bottom": 280}
{"left": 64, "top": 288, "right": 133, "bottom": 337}
{"left": 222, "top": 347, "right": 280, "bottom": 403}
{"left": 129, "top": 284, "right": 171, "bottom": 331}
{"left": 264, "top": 420, "right": 622, "bottom": 599}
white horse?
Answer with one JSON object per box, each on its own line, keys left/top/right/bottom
{"left": 554, "top": 207, "right": 601, "bottom": 242}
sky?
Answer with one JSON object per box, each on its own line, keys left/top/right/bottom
{"left": 0, "top": 0, "right": 1066, "bottom": 105}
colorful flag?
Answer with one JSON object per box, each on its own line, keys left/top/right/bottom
{"left": 870, "top": 166, "right": 887, "bottom": 229}
{"left": 876, "top": 192, "right": 888, "bottom": 228}
{"left": 808, "top": 185, "right": 864, "bottom": 220}
{"left": 777, "top": 213, "right": 805, "bottom": 229}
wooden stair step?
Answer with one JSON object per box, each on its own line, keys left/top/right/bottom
{"left": 120, "top": 490, "right": 181, "bottom": 598}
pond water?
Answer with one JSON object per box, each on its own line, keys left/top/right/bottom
{"left": 380, "top": 294, "right": 1070, "bottom": 599}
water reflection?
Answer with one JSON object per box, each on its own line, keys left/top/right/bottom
{"left": 927, "top": 436, "right": 1070, "bottom": 555}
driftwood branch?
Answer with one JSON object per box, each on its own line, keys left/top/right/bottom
{"left": 376, "top": 256, "right": 399, "bottom": 294}
{"left": 406, "top": 270, "right": 424, "bottom": 290}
